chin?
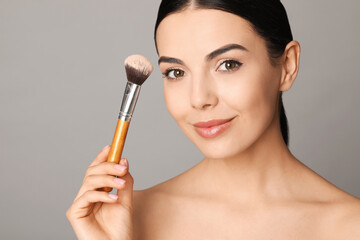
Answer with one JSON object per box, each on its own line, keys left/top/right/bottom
{"left": 198, "top": 141, "right": 249, "bottom": 159}
{"left": 202, "top": 149, "right": 236, "bottom": 160}
{"left": 187, "top": 123, "right": 266, "bottom": 160}
{"left": 189, "top": 132, "right": 253, "bottom": 159}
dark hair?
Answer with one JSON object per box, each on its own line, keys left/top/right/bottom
{"left": 154, "top": 0, "right": 292, "bottom": 146}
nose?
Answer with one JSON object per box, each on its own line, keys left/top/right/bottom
{"left": 190, "top": 72, "right": 218, "bottom": 110}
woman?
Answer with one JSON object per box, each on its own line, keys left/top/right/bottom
{"left": 66, "top": 0, "right": 360, "bottom": 239}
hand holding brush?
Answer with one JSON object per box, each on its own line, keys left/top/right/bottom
{"left": 66, "top": 55, "right": 153, "bottom": 240}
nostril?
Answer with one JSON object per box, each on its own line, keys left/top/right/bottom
{"left": 201, "top": 103, "right": 213, "bottom": 110}
{"left": 191, "top": 95, "right": 218, "bottom": 110}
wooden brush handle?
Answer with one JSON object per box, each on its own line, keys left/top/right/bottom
{"left": 102, "top": 119, "right": 130, "bottom": 192}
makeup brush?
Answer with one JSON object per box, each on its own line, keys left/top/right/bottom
{"left": 102, "top": 55, "right": 153, "bottom": 192}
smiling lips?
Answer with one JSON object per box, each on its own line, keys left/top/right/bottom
{"left": 193, "top": 117, "right": 235, "bottom": 138}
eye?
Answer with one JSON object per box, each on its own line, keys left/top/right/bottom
{"left": 163, "top": 69, "right": 185, "bottom": 80}
{"left": 217, "top": 60, "right": 242, "bottom": 72}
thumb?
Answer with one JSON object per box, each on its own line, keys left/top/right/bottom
{"left": 116, "top": 158, "right": 134, "bottom": 211}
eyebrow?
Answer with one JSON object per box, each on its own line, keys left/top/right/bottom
{"left": 158, "top": 43, "right": 248, "bottom": 66}
{"left": 206, "top": 43, "right": 248, "bottom": 61}
{"left": 158, "top": 56, "right": 184, "bottom": 65}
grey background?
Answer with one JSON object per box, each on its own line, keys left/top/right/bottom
{"left": 0, "top": 0, "right": 359, "bottom": 239}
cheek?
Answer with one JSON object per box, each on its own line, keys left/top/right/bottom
{"left": 163, "top": 81, "right": 189, "bottom": 122}
{"left": 221, "top": 64, "right": 279, "bottom": 124}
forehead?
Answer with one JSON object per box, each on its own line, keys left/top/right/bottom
{"left": 156, "top": 9, "right": 263, "bottom": 58}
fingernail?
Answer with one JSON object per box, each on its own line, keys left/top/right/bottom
{"left": 114, "top": 178, "right": 126, "bottom": 185}
{"left": 120, "top": 158, "right": 128, "bottom": 167}
{"left": 114, "top": 164, "right": 127, "bottom": 171}
{"left": 108, "top": 193, "right": 118, "bottom": 200}
{"left": 103, "top": 145, "right": 110, "bottom": 151}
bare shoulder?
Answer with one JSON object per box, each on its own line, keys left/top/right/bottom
{"left": 290, "top": 160, "right": 360, "bottom": 239}
{"left": 132, "top": 182, "right": 176, "bottom": 240}
{"left": 316, "top": 176, "right": 360, "bottom": 237}
{"left": 132, "top": 188, "right": 156, "bottom": 240}
{"left": 328, "top": 196, "right": 360, "bottom": 239}
{"left": 132, "top": 187, "right": 161, "bottom": 222}
{"left": 132, "top": 186, "right": 166, "bottom": 216}
{"left": 132, "top": 179, "right": 178, "bottom": 215}
{"left": 315, "top": 181, "right": 360, "bottom": 239}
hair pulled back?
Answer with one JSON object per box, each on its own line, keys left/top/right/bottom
{"left": 154, "top": 0, "right": 292, "bottom": 146}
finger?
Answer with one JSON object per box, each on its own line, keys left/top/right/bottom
{"left": 86, "top": 160, "right": 128, "bottom": 177}
{"left": 86, "top": 175, "right": 126, "bottom": 191}
{"left": 75, "top": 174, "right": 126, "bottom": 201}
{"left": 116, "top": 159, "right": 134, "bottom": 212}
{"left": 89, "top": 145, "right": 111, "bottom": 167}
{"left": 99, "top": 158, "right": 129, "bottom": 193}
{"left": 70, "top": 190, "right": 119, "bottom": 217}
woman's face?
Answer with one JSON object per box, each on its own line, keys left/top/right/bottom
{"left": 156, "top": 9, "right": 283, "bottom": 159}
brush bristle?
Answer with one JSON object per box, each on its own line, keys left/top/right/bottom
{"left": 124, "top": 55, "right": 154, "bottom": 86}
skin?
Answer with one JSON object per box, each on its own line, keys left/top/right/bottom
{"left": 132, "top": 8, "right": 360, "bottom": 240}
{"left": 67, "top": 7, "right": 360, "bottom": 240}
{"left": 67, "top": 147, "right": 134, "bottom": 240}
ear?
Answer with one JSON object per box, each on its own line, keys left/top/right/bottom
{"left": 279, "top": 41, "right": 301, "bottom": 92}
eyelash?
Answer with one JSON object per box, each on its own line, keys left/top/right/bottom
{"left": 162, "top": 68, "right": 185, "bottom": 81}
{"left": 162, "top": 59, "right": 243, "bottom": 81}
{"left": 217, "top": 59, "right": 243, "bottom": 72}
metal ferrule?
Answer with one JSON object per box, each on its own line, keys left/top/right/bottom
{"left": 118, "top": 81, "right": 141, "bottom": 122}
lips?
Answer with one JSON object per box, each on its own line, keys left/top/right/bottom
{"left": 192, "top": 117, "right": 236, "bottom": 138}
{"left": 193, "top": 117, "right": 235, "bottom": 128}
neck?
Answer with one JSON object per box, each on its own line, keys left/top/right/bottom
{"left": 186, "top": 117, "right": 301, "bottom": 204}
